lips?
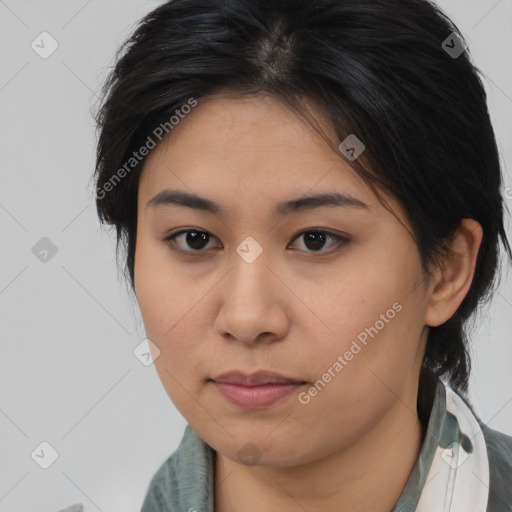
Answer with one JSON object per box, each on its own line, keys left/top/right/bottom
{"left": 211, "top": 370, "right": 305, "bottom": 386}
{"left": 210, "top": 370, "right": 307, "bottom": 410}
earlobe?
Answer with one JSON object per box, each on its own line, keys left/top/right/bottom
{"left": 424, "top": 219, "right": 483, "bottom": 327}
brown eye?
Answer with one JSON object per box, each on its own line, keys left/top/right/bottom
{"left": 164, "top": 229, "right": 219, "bottom": 254}
{"left": 289, "top": 230, "right": 349, "bottom": 254}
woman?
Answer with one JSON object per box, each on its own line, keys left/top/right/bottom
{"left": 84, "top": 0, "right": 512, "bottom": 510}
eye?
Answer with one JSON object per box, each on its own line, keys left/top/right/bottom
{"left": 164, "top": 229, "right": 219, "bottom": 255}
{"left": 288, "top": 230, "right": 349, "bottom": 254}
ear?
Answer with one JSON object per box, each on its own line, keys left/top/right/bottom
{"left": 424, "top": 218, "right": 483, "bottom": 327}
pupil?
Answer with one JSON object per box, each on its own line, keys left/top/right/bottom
{"left": 187, "top": 231, "right": 208, "bottom": 250}
{"left": 305, "top": 232, "right": 326, "bottom": 251}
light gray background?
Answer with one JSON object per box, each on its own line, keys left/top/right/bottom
{"left": 0, "top": 1, "right": 511, "bottom": 511}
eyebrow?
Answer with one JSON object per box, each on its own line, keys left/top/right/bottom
{"left": 146, "top": 189, "right": 370, "bottom": 216}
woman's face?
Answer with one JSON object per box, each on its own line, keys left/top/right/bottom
{"left": 134, "top": 94, "right": 430, "bottom": 467}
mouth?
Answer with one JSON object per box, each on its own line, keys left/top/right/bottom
{"left": 211, "top": 369, "right": 306, "bottom": 386}
{"left": 209, "top": 370, "right": 307, "bottom": 410}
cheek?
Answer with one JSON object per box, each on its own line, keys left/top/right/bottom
{"left": 134, "top": 237, "right": 182, "bottom": 336}
{"left": 309, "top": 262, "right": 406, "bottom": 346}
{"left": 135, "top": 254, "right": 209, "bottom": 417}
{"left": 304, "top": 246, "right": 426, "bottom": 395}
{"left": 134, "top": 240, "right": 209, "bottom": 371}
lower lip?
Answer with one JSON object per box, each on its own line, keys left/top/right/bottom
{"left": 212, "top": 381, "right": 306, "bottom": 410}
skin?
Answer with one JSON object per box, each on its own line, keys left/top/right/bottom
{"left": 134, "top": 94, "right": 483, "bottom": 511}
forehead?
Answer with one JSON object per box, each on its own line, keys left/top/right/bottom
{"left": 135, "top": 95, "right": 415, "bottom": 236}
{"left": 139, "top": 95, "right": 373, "bottom": 201}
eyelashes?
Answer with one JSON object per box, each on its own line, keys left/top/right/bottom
{"left": 163, "top": 228, "right": 350, "bottom": 257}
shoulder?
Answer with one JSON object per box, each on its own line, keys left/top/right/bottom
{"left": 480, "top": 422, "right": 512, "bottom": 511}
{"left": 140, "top": 450, "right": 179, "bottom": 512}
{"left": 56, "top": 505, "right": 84, "bottom": 512}
{"left": 481, "top": 422, "right": 512, "bottom": 458}
{"left": 140, "top": 424, "right": 215, "bottom": 512}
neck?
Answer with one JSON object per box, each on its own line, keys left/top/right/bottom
{"left": 214, "top": 389, "right": 424, "bottom": 512}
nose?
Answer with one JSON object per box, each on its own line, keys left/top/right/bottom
{"left": 213, "top": 248, "right": 290, "bottom": 345}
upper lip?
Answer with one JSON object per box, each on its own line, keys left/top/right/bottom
{"left": 211, "top": 370, "right": 305, "bottom": 386}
